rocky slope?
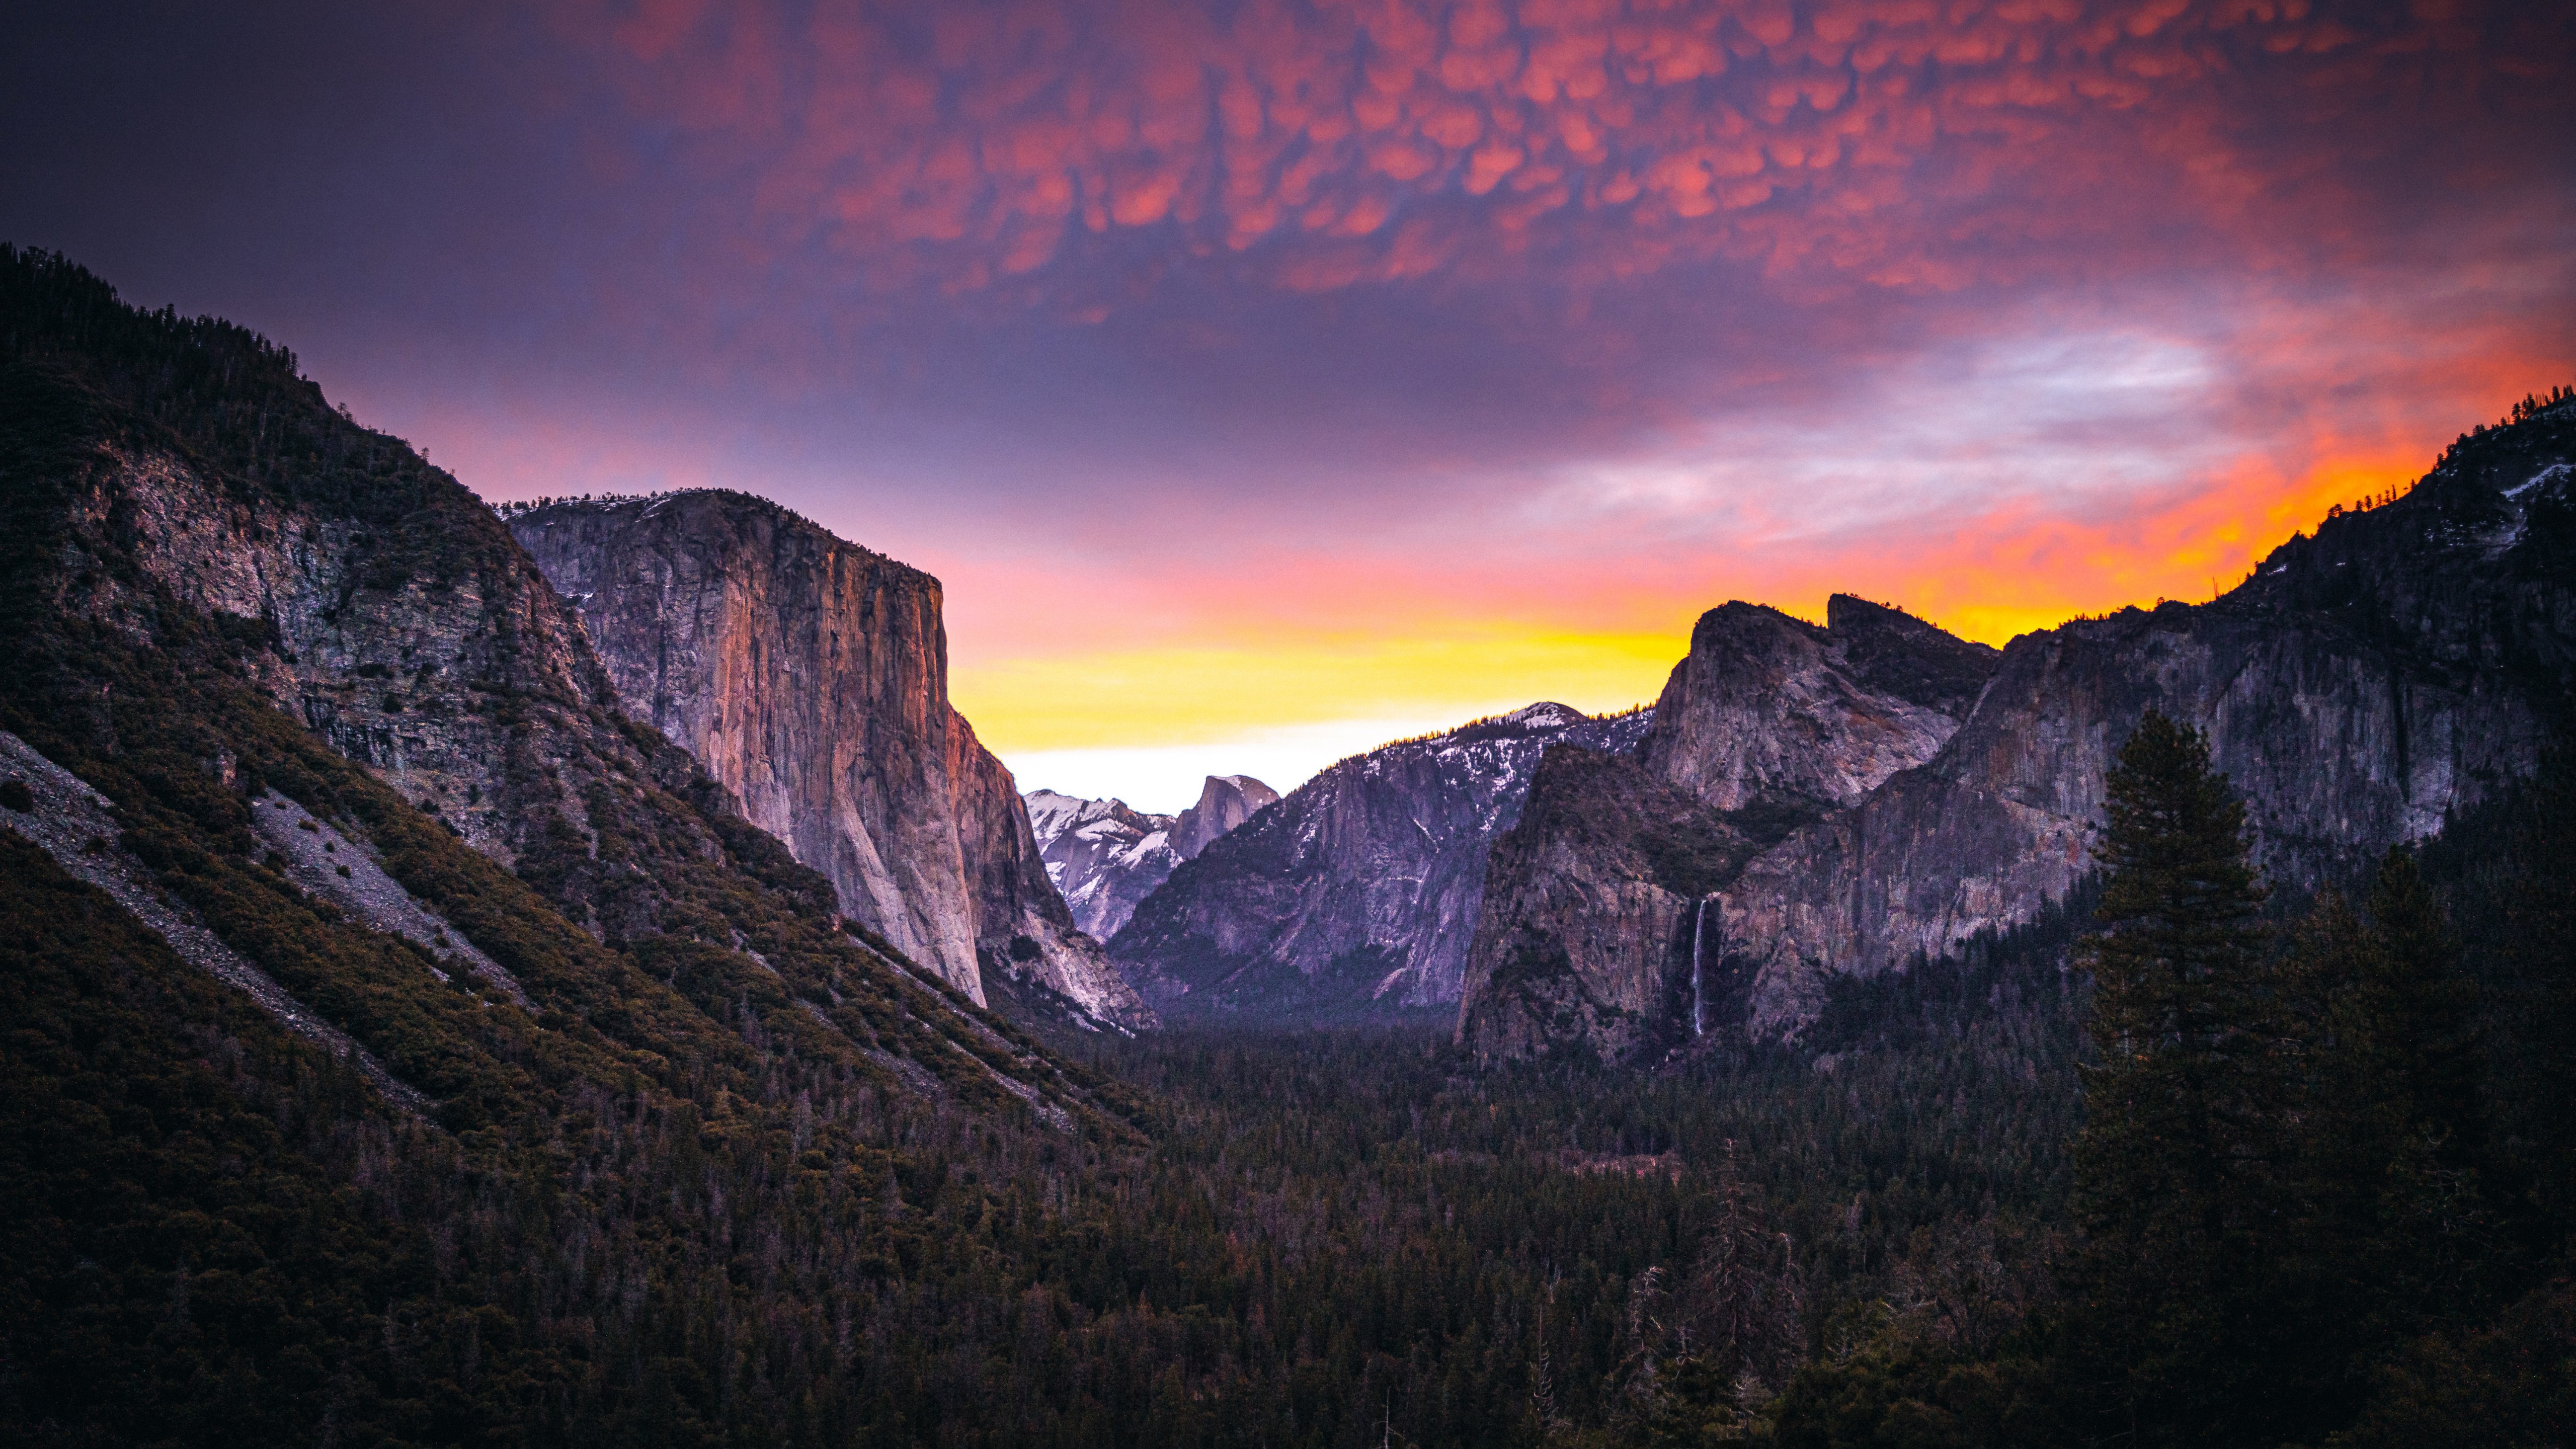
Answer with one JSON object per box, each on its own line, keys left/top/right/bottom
{"left": 0, "top": 251, "right": 1172, "bottom": 1447}
{"left": 1457, "top": 601, "right": 1999, "bottom": 1059}
{"left": 1026, "top": 773, "right": 1277, "bottom": 940}
{"left": 1463, "top": 403, "right": 2576, "bottom": 1058}
{"left": 1109, "top": 702, "right": 1652, "bottom": 1016}
{"left": 508, "top": 492, "right": 1150, "bottom": 1030}
{"left": 0, "top": 248, "right": 1137, "bottom": 1126}
{"left": 1719, "top": 414, "right": 2576, "bottom": 1035}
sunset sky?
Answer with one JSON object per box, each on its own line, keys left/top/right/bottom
{"left": 9, "top": 1, "right": 2571, "bottom": 811}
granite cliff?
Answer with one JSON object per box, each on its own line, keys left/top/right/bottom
{"left": 1462, "top": 403, "right": 2576, "bottom": 1059}
{"left": 1026, "top": 773, "right": 1277, "bottom": 940}
{"left": 1719, "top": 411, "right": 2576, "bottom": 1035}
{"left": 1639, "top": 596, "right": 2000, "bottom": 814}
{"left": 508, "top": 492, "right": 1151, "bottom": 1030}
{"left": 0, "top": 249, "right": 1137, "bottom": 1131}
{"left": 1110, "top": 702, "right": 1652, "bottom": 1016}
{"left": 1455, "top": 746, "right": 1755, "bottom": 1062}
{"left": 1457, "top": 600, "right": 1998, "bottom": 1059}
{"left": 1170, "top": 773, "right": 1279, "bottom": 858}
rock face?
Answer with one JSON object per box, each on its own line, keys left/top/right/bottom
{"left": 2, "top": 249, "right": 1139, "bottom": 1135}
{"left": 1028, "top": 791, "right": 1179, "bottom": 940}
{"left": 1456, "top": 746, "right": 1754, "bottom": 1063}
{"left": 1171, "top": 774, "right": 1280, "bottom": 858}
{"left": 59, "top": 439, "right": 696, "bottom": 947}
{"left": 1464, "top": 404, "right": 2576, "bottom": 1058}
{"left": 1719, "top": 417, "right": 2576, "bottom": 1035}
{"left": 508, "top": 492, "right": 1151, "bottom": 1029}
{"left": 1639, "top": 597, "right": 2000, "bottom": 813}
{"left": 1110, "top": 702, "right": 1653, "bottom": 1016}
{"left": 1458, "top": 601, "right": 1997, "bottom": 1059}
{"left": 1026, "top": 774, "right": 1277, "bottom": 941}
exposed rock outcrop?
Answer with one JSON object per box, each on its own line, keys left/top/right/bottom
{"left": 1720, "top": 417, "right": 2576, "bottom": 1035}
{"left": 1464, "top": 403, "right": 2576, "bottom": 1058}
{"left": 0, "top": 729, "right": 434, "bottom": 1116}
{"left": 1458, "top": 602, "right": 1997, "bottom": 1059}
{"left": 508, "top": 492, "right": 1150, "bottom": 1029}
{"left": 1027, "top": 773, "right": 1277, "bottom": 941}
{"left": 77, "top": 446, "right": 624, "bottom": 877}
{"left": 1110, "top": 702, "right": 1653, "bottom": 1016}
{"left": 1639, "top": 596, "right": 1999, "bottom": 813}
{"left": 1456, "top": 746, "right": 1753, "bottom": 1063}
{"left": 1171, "top": 774, "right": 1280, "bottom": 858}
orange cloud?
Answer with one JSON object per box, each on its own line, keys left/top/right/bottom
{"left": 398, "top": 0, "right": 2567, "bottom": 780}
{"left": 545, "top": 0, "right": 2543, "bottom": 315}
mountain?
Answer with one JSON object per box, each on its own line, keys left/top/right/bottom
{"left": 0, "top": 249, "right": 2073, "bottom": 1443}
{"left": 1718, "top": 419, "right": 2575, "bottom": 1034}
{"left": 0, "top": 244, "right": 1708, "bottom": 1449}
{"left": 1462, "top": 408, "right": 2576, "bottom": 1060}
{"left": 1169, "top": 772, "right": 1279, "bottom": 858}
{"left": 0, "top": 247, "right": 1134, "bottom": 1108}
{"left": 505, "top": 491, "right": 1149, "bottom": 1030}
{"left": 1025, "top": 773, "right": 1277, "bottom": 940}
{"left": 1108, "top": 702, "right": 1652, "bottom": 1017}
{"left": 1458, "top": 600, "right": 1999, "bottom": 1061}
{"left": 1638, "top": 595, "right": 2000, "bottom": 815}
{"left": 0, "top": 248, "right": 1178, "bottom": 1439}
{"left": 1027, "top": 789, "right": 1178, "bottom": 939}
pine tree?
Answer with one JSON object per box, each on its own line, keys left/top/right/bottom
{"left": 2273, "top": 888, "right": 2383, "bottom": 1419}
{"left": 2505, "top": 741, "right": 2576, "bottom": 1248}
{"left": 2350, "top": 850, "right": 2484, "bottom": 1169}
{"left": 2061, "top": 710, "right": 2283, "bottom": 1448}
{"left": 2272, "top": 854, "right": 2489, "bottom": 1433}
{"left": 2346, "top": 851, "right": 2488, "bottom": 1344}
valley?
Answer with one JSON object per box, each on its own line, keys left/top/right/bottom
{"left": 4, "top": 249, "right": 2573, "bottom": 1447}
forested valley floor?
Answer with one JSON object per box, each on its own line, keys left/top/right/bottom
{"left": 9, "top": 730, "right": 2573, "bottom": 1447}
{"left": 17, "top": 737, "right": 2567, "bottom": 1447}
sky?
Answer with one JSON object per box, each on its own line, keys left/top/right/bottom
{"left": 7, "top": 1, "right": 2571, "bottom": 812}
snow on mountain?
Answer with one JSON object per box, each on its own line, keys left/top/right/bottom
{"left": 1026, "top": 775, "right": 1277, "bottom": 940}
{"left": 1107, "top": 702, "right": 1654, "bottom": 1017}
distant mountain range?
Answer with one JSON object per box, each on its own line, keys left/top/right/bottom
{"left": 1050, "top": 410, "right": 2576, "bottom": 1057}
{"left": 1105, "top": 702, "right": 1654, "bottom": 1018}
{"left": 1024, "top": 774, "right": 1277, "bottom": 940}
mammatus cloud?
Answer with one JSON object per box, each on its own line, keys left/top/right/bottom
{"left": 553, "top": 0, "right": 2564, "bottom": 317}
{"left": 6, "top": 2, "right": 2566, "bottom": 807}
{"left": 414, "top": 2, "right": 2576, "bottom": 780}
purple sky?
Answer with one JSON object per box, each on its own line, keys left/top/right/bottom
{"left": 10, "top": 0, "right": 2572, "bottom": 811}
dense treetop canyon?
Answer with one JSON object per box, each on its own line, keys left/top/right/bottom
{"left": 6, "top": 245, "right": 2576, "bottom": 1447}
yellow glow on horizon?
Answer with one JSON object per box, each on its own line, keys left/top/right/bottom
{"left": 952, "top": 445, "right": 2436, "bottom": 759}
{"left": 951, "top": 628, "right": 1691, "bottom": 753}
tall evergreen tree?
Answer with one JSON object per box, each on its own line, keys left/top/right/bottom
{"left": 2506, "top": 743, "right": 2576, "bottom": 1247}
{"left": 2273, "top": 852, "right": 2490, "bottom": 1432}
{"left": 2352, "top": 849, "right": 2485, "bottom": 1171}
{"left": 2348, "top": 852, "right": 2489, "bottom": 1332}
{"left": 2061, "top": 710, "right": 2284, "bottom": 1448}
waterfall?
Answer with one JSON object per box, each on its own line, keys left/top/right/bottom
{"left": 1691, "top": 898, "right": 1707, "bottom": 1038}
